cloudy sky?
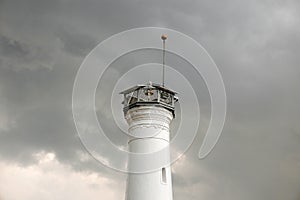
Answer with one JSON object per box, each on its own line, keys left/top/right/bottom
{"left": 1, "top": 0, "right": 300, "bottom": 199}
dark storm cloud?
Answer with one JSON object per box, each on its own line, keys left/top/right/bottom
{"left": 56, "top": 27, "right": 97, "bottom": 57}
{"left": 0, "top": 35, "right": 29, "bottom": 57}
{"left": 0, "top": 61, "right": 76, "bottom": 161}
{"left": 0, "top": 0, "right": 300, "bottom": 199}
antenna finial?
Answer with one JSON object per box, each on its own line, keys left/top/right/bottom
{"left": 161, "top": 34, "right": 167, "bottom": 87}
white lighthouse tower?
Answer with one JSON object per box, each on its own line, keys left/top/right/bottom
{"left": 121, "top": 35, "right": 177, "bottom": 200}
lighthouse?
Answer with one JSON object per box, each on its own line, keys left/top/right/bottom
{"left": 121, "top": 35, "right": 177, "bottom": 200}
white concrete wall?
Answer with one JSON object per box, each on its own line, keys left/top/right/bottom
{"left": 125, "top": 106, "right": 173, "bottom": 200}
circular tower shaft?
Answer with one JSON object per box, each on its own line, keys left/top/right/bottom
{"left": 121, "top": 83, "right": 177, "bottom": 200}
{"left": 125, "top": 106, "right": 174, "bottom": 200}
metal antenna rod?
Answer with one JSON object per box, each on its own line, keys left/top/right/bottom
{"left": 161, "top": 34, "right": 167, "bottom": 87}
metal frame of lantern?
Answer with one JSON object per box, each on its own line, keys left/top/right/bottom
{"left": 120, "top": 83, "right": 178, "bottom": 118}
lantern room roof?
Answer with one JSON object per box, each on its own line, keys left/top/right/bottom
{"left": 120, "top": 82, "right": 177, "bottom": 95}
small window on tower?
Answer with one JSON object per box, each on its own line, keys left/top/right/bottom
{"left": 162, "top": 167, "right": 167, "bottom": 184}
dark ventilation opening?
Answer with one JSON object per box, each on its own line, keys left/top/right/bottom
{"left": 162, "top": 168, "right": 167, "bottom": 184}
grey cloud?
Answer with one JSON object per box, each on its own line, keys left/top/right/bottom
{"left": 56, "top": 27, "right": 97, "bottom": 57}
{"left": 0, "top": 35, "right": 29, "bottom": 57}
{"left": 0, "top": 0, "right": 300, "bottom": 199}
